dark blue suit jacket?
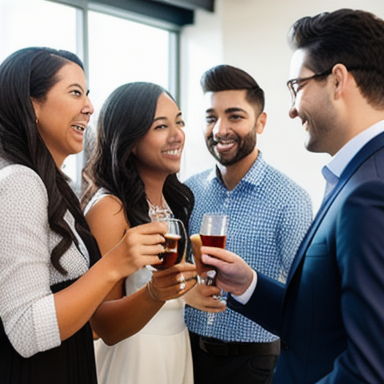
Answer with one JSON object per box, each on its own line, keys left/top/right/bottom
{"left": 229, "top": 132, "right": 384, "bottom": 384}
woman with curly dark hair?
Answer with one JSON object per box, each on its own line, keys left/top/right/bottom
{"left": 82, "top": 82, "right": 196, "bottom": 384}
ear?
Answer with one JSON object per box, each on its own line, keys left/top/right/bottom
{"left": 256, "top": 111, "right": 267, "bottom": 134}
{"left": 331, "top": 64, "right": 349, "bottom": 100}
{"left": 31, "top": 98, "right": 40, "bottom": 122}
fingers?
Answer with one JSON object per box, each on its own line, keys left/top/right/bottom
{"left": 190, "top": 234, "right": 214, "bottom": 275}
{"left": 152, "top": 266, "right": 197, "bottom": 287}
{"left": 148, "top": 273, "right": 197, "bottom": 302}
{"left": 200, "top": 246, "right": 234, "bottom": 261}
{"left": 152, "top": 263, "right": 197, "bottom": 300}
{"left": 190, "top": 233, "right": 202, "bottom": 261}
{"left": 134, "top": 221, "right": 167, "bottom": 235}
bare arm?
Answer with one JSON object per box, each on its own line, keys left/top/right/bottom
{"left": 0, "top": 167, "right": 165, "bottom": 356}
{"left": 86, "top": 195, "right": 197, "bottom": 345}
{"left": 55, "top": 217, "right": 166, "bottom": 341}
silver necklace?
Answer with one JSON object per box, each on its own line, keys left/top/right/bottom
{"left": 146, "top": 195, "right": 172, "bottom": 221}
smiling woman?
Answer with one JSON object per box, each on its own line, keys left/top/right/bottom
{"left": 81, "top": 82, "right": 196, "bottom": 384}
{"left": 32, "top": 62, "right": 94, "bottom": 167}
{"left": 0, "top": 0, "right": 179, "bottom": 193}
{"left": 0, "top": 47, "right": 170, "bottom": 384}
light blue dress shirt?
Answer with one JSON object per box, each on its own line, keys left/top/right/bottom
{"left": 184, "top": 152, "right": 313, "bottom": 342}
{"left": 322, "top": 120, "right": 384, "bottom": 198}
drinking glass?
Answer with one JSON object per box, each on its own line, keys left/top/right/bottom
{"left": 156, "top": 218, "right": 187, "bottom": 270}
{"left": 200, "top": 214, "right": 228, "bottom": 248}
{"left": 199, "top": 214, "right": 229, "bottom": 325}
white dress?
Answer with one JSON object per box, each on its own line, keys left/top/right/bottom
{"left": 94, "top": 268, "right": 193, "bottom": 384}
{"left": 89, "top": 190, "right": 193, "bottom": 384}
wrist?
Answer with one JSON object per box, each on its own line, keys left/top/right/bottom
{"left": 146, "top": 281, "right": 165, "bottom": 303}
{"left": 232, "top": 269, "right": 257, "bottom": 304}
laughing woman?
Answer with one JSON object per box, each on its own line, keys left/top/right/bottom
{"left": 82, "top": 82, "right": 196, "bottom": 384}
{"left": 0, "top": 48, "right": 167, "bottom": 384}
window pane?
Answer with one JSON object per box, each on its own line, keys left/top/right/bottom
{"left": 1, "top": 2, "right": 177, "bottom": 190}
{"left": 88, "top": 11, "right": 172, "bottom": 119}
{"left": 0, "top": 0, "right": 80, "bottom": 185}
{"left": 0, "top": 0, "right": 77, "bottom": 62}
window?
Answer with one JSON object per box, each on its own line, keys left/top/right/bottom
{"left": 0, "top": 0, "right": 179, "bottom": 193}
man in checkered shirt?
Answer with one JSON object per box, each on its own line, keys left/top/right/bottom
{"left": 184, "top": 64, "right": 313, "bottom": 384}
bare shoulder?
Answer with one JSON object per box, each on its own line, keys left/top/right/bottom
{"left": 85, "top": 194, "right": 129, "bottom": 255}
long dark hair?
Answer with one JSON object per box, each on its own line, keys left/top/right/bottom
{"left": 82, "top": 82, "right": 194, "bottom": 238}
{"left": 0, "top": 47, "right": 93, "bottom": 274}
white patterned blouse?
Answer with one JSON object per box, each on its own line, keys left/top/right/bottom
{"left": 0, "top": 158, "right": 89, "bottom": 357}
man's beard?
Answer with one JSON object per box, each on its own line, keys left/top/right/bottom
{"left": 206, "top": 128, "right": 256, "bottom": 166}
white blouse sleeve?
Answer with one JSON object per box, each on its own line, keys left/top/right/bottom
{"left": 0, "top": 164, "right": 61, "bottom": 357}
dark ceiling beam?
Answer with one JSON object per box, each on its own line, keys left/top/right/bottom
{"left": 91, "top": 0, "right": 195, "bottom": 25}
{"left": 150, "top": 0, "right": 214, "bottom": 12}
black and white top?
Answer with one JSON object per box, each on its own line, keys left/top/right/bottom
{"left": 0, "top": 158, "right": 90, "bottom": 358}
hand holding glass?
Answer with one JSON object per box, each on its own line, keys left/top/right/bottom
{"left": 156, "top": 218, "right": 187, "bottom": 270}
{"left": 199, "top": 214, "right": 228, "bottom": 284}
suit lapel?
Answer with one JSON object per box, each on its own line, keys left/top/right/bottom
{"left": 287, "top": 131, "right": 384, "bottom": 284}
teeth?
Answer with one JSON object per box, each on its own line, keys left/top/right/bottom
{"left": 219, "top": 140, "right": 235, "bottom": 146}
{"left": 163, "top": 149, "right": 180, "bottom": 155}
{"left": 72, "top": 125, "right": 85, "bottom": 132}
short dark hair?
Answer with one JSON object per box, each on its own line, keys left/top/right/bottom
{"left": 200, "top": 64, "right": 265, "bottom": 112}
{"left": 289, "top": 9, "right": 384, "bottom": 108}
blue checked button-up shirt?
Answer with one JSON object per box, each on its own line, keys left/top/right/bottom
{"left": 184, "top": 152, "right": 313, "bottom": 342}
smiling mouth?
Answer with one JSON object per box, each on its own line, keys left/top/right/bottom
{"left": 72, "top": 124, "right": 85, "bottom": 132}
{"left": 215, "top": 139, "right": 235, "bottom": 146}
{"left": 162, "top": 149, "right": 181, "bottom": 155}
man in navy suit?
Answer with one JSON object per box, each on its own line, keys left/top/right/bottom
{"left": 195, "top": 9, "right": 384, "bottom": 384}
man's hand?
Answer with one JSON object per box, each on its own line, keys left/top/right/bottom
{"left": 200, "top": 246, "right": 254, "bottom": 296}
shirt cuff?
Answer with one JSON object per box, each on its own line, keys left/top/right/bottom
{"left": 231, "top": 269, "right": 257, "bottom": 304}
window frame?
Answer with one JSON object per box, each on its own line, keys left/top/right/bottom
{"left": 44, "top": 0, "right": 181, "bottom": 192}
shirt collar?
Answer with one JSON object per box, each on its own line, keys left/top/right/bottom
{"left": 208, "top": 151, "right": 267, "bottom": 188}
{"left": 326, "top": 120, "right": 384, "bottom": 179}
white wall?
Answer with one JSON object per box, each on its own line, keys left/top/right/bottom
{"left": 179, "top": 0, "right": 384, "bottom": 213}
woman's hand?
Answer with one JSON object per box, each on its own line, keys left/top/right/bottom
{"left": 146, "top": 262, "right": 197, "bottom": 302}
{"left": 104, "top": 221, "right": 167, "bottom": 281}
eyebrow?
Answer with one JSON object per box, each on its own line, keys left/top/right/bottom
{"left": 68, "top": 83, "right": 89, "bottom": 95}
{"left": 153, "top": 111, "right": 183, "bottom": 122}
{"left": 205, "top": 107, "right": 247, "bottom": 114}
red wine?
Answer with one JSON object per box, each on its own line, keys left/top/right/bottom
{"left": 156, "top": 234, "right": 181, "bottom": 270}
{"left": 200, "top": 234, "right": 226, "bottom": 248}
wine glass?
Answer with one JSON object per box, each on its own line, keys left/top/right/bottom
{"left": 199, "top": 214, "right": 229, "bottom": 325}
{"left": 156, "top": 218, "right": 187, "bottom": 270}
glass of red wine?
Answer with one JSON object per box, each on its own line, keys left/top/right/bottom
{"left": 199, "top": 214, "right": 228, "bottom": 324}
{"left": 200, "top": 214, "right": 228, "bottom": 260}
{"left": 156, "top": 218, "right": 187, "bottom": 270}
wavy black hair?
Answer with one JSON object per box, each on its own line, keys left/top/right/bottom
{"left": 82, "top": 82, "right": 194, "bottom": 241}
{"left": 0, "top": 47, "right": 93, "bottom": 274}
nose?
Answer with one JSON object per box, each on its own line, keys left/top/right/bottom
{"left": 289, "top": 103, "right": 298, "bottom": 119}
{"left": 212, "top": 119, "right": 228, "bottom": 139}
{"left": 170, "top": 123, "right": 185, "bottom": 143}
{"left": 83, "top": 96, "right": 94, "bottom": 116}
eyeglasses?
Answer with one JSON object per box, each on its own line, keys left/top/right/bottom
{"left": 287, "top": 68, "right": 333, "bottom": 102}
